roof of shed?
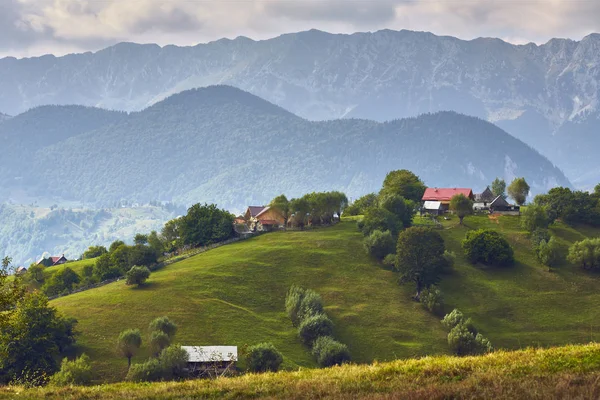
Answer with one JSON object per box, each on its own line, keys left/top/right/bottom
{"left": 182, "top": 346, "right": 238, "bottom": 363}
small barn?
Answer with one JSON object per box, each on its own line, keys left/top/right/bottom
{"left": 36, "top": 254, "right": 68, "bottom": 267}
{"left": 490, "top": 195, "right": 520, "bottom": 215}
{"left": 423, "top": 201, "right": 443, "bottom": 215}
{"left": 182, "top": 346, "right": 238, "bottom": 377}
{"left": 474, "top": 187, "right": 495, "bottom": 210}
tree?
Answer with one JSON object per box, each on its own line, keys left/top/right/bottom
{"left": 507, "top": 177, "right": 530, "bottom": 206}
{"left": 26, "top": 264, "right": 46, "bottom": 284}
{"left": 379, "top": 169, "right": 427, "bottom": 203}
{"left": 289, "top": 197, "right": 310, "bottom": 228}
{"left": 567, "top": 238, "right": 600, "bottom": 270}
{"left": 109, "top": 240, "right": 125, "bottom": 253}
{"left": 179, "top": 203, "right": 235, "bottom": 247}
{"left": 82, "top": 245, "right": 108, "bottom": 259}
{"left": 537, "top": 236, "right": 564, "bottom": 268}
{"left": 93, "top": 253, "right": 120, "bottom": 281}
{"left": 149, "top": 331, "right": 171, "bottom": 357}
{"left": 491, "top": 178, "right": 506, "bottom": 198}
{"left": 246, "top": 343, "right": 284, "bottom": 373}
{"left": 395, "top": 227, "right": 446, "bottom": 300}
{"left": 344, "top": 193, "right": 378, "bottom": 216}
{"left": 125, "top": 266, "right": 151, "bottom": 287}
{"left": 298, "top": 314, "right": 334, "bottom": 345}
{"left": 521, "top": 204, "right": 549, "bottom": 233}
{"left": 269, "top": 194, "right": 290, "bottom": 228}
{"left": 134, "top": 233, "right": 148, "bottom": 245}
{"left": 449, "top": 194, "right": 473, "bottom": 225}
{"left": 379, "top": 193, "right": 415, "bottom": 228}
{"left": 297, "top": 289, "right": 324, "bottom": 322}
{"left": 49, "top": 354, "right": 93, "bottom": 386}
{"left": 311, "top": 336, "right": 351, "bottom": 367}
{"left": 42, "top": 266, "right": 81, "bottom": 296}
{"left": 158, "top": 345, "right": 189, "bottom": 380}
{"left": 149, "top": 316, "right": 178, "bottom": 339}
{"left": 363, "top": 230, "right": 395, "bottom": 260}
{"left": 147, "top": 230, "right": 164, "bottom": 256}
{"left": 285, "top": 285, "right": 306, "bottom": 326}
{"left": 359, "top": 207, "right": 401, "bottom": 237}
{"left": 117, "top": 329, "right": 142, "bottom": 368}
{"left": 462, "top": 229, "right": 515, "bottom": 267}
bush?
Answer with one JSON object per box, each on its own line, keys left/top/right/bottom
{"left": 285, "top": 285, "right": 306, "bottom": 326}
{"left": 149, "top": 331, "right": 171, "bottom": 356}
{"left": 360, "top": 207, "right": 401, "bottom": 237}
{"left": 521, "top": 205, "right": 549, "bottom": 233}
{"left": 311, "top": 336, "right": 351, "bottom": 367}
{"left": 537, "top": 236, "right": 565, "bottom": 267}
{"left": 82, "top": 245, "right": 108, "bottom": 260}
{"left": 441, "top": 250, "right": 456, "bottom": 273}
{"left": 125, "top": 266, "right": 151, "bottom": 287}
{"left": 49, "top": 354, "right": 93, "bottom": 386}
{"left": 298, "top": 314, "right": 334, "bottom": 345}
{"left": 126, "top": 358, "right": 163, "bottom": 382}
{"left": 363, "top": 230, "right": 395, "bottom": 260}
{"left": 441, "top": 309, "right": 467, "bottom": 330}
{"left": 382, "top": 254, "right": 396, "bottom": 267}
{"left": 159, "top": 345, "right": 189, "bottom": 380}
{"left": 420, "top": 286, "right": 444, "bottom": 313}
{"left": 246, "top": 343, "right": 284, "bottom": 373}
{"left": 530, "top": 228, "right": 551, "bottom": 248}
{"left": 149, "top": 317, "right": 178, "bottom": 339}
{"left": 462, "top": 229, "right": 514, "bottom": 267}
{"left": 447, "top": 324, "right": 492, "bottom": 356}
{"left": 297, "top": 290, "right": 324, "bottom": 322}
{"left": 567, "top": 238, "right": 600, "bottom": 270}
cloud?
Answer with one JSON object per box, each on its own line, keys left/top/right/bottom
{"left": 1, "top": 0, "right": 599, "bottom": 58}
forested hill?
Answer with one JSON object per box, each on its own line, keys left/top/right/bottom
{"left": 1, "top": 86, "right": 570, "bottom": 210}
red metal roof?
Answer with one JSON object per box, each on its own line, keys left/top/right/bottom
{"left": 422, "top": 188, "right": 474, "bottom": 202}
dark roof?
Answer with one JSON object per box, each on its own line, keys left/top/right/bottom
{"left": 490, "top": 195, "right": 510, "bottom": 207}
{"left": 422, "top": 188, "right": 474, "bottom": 202}
{"left": 246, "top": 206, "right": 266, "bottom": 218}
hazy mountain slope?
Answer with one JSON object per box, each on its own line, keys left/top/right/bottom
{"left": 0, "top": 30, "right": 598, "bottom": 185}
{"left": 0, "top": 112, "right": 9, "bottom": 123}
{"left": 3, "top": 86, "right": 569, "bottom": 210}
{"left": 0, "top": 105, "right": 126, "bottom": 201}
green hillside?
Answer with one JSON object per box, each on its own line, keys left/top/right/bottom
{"left": 50, "top": 216, "right": 600, "bottom": 383}
{"left": 4, "top": 343, "right": 600, "bottom": 399}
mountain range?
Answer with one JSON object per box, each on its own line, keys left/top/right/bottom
{"left": 0, "top": 85, "right": 569, "bottom": 211}
{"left": 0, "top": 29, "right": 598, "bottom": 187}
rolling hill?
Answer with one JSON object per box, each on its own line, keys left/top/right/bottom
{"left": 0, "top": 86, "right": 570, "bottom": 211}
{"left": 48, "top": 216, "right": 600, "bottom": 383}
{"left": 1, "top": 29, "right": 599, "bottom": 186}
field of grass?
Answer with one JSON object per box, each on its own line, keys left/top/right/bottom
{"left": 4, "top": 343, "right": 600, "bottom": 399}
{"left": 51, "top": 222, "right": 448, "bottom": 382}
{"left": 46, "top": 215, "right": 600, "bottom": 384}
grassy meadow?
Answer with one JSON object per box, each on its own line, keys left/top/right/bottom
{"left": 4, "top": 343, "right": 600, "bottom": 399}
{"left": 47, "top": 215, "right": 600, "bottom": 383}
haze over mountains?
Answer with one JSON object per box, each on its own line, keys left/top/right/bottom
{"left": 0, "top": 29, "right": 598, "bottom": 187}
{"left": 0, "top": 85, "right": 569, "bottom": 212}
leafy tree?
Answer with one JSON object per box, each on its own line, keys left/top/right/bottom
{"left": 298, "top": 314, "right": 334, "bottom": 345}
{"left": 126, "top": 358, "right": 163, "bottom": 382}
{"left": 537, "top": 237, "right": 564, "bottom": 268}
{"left": 567, "top": 238, "right": 600, "bottom": 270}
{"left": 507, "top": 177, "right": 530, "bottom": 206}
{"left": 109, "top": 240, "right": 126, "bottom": 253}
{"left": 269, "top": 194, "right": 290, "bottom": 227}
{"left": 117, "top": 329, "right": 142, "bottom": 368}
{"left": 149, "top": 316, "right": 178, "bottom": 339}
{"left": 530, "top": 228, "right": 551, "bottom": 248}
{"left": 285, "top": 285, "right": 306, "bottom": 326}
{"left": 158, "top": 345, "right": 188, "bottom": 380}
{"left": 246, "top": 343, "right": 284, "bottom": 373}
{"left": 82, "top": 264, "right": 94, "bottom": 278}
{"left": 379, "top": 169, "right": 427, "bottom": 203}
{"left": 441, "top": 309, "right": 492, "bottom": 356}
{"left": 49, "top": 354, "right": 93, "bottom": 386}
{"left": 82, "top": 245, "right": 107, "bottom": 259}
{"left": 420, "top": 286, "right": 444, "bottom": 314}
{"left": 449, "top": 193, "right": 473, "bottom": 225}
{"left": 297, "top": 289, "right": 324, "bottom": 322}
{"left": 26, "top": 264, "right": 46, "bottom": 284}
{"left": 128, "top": 245, "right": 158, "bottom": 268}
{"left": 147, "top": 231, "right": 164, "bottom": 256}
{"left": 110, "top": 244, "right": 131, "bottom": 273}
{"left": 521, "top": 204, "right": 549, "bottom": 233}
{"left": 462, "top": 229, "right": 515, "bottom": 267}
{"left": 311, "top": 336, "right": 351, "bottom": 367}
{"left": 0, "top": 291, "right": 77, "bottom": 384}
{"left": 441, "top": 309, "right": 473, "bottom": 331}
{"left": 379, "top": 193, "right": 415, "bottom": 228}
{"left": 359, "top": 207, "right": 401, "bottom": 237}
{"left": 179, "top": 203, "right": 234, "bottom": 247}
{"left": 161, "top": 218, "right": 182, "bottom": 251}
{"left": 134, "top": 233, "right": 148, "bottom": 245}
{"left": 125, "top": 266, "right": 151, "bottom": 287}
{"left": 535, "top": 187, "right": 600, "bottom": 226}
{"left": 93, "top": 253, "right": 120, "bottom": 281}
{"left": 289, "top": 197, "right": 310, "bottom": 228}
{"left": 491, "top": 178, "right": 506, "bottom": 198}
{"left": 149, "top": 331, "right": 171, "bottom": 357}
{"left": 363, "top": 230, "right": 395, "bottom": 260}
{"left": 395, "top": 227, "right": 446, "bottom": 300}
{"left": 42, "top": 267, "right": 81, "bottom": 296}
{"left": 344, "top": 193, "right": 378, "bottom": 216}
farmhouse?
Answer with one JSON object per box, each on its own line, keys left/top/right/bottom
{"left": 422, "top": 188, "right": 474, "bottom": 213}
{"left": 15, "top": 266, "right": 27, "bottom": 275}
{"left": 489, "top": 195, "right": 520, "bottom": 215}
{"left": 36, "top": 254, "right": 68, "bottom": 267}
{"left": 182, "top": 346, "right": 238, "bottom": 377}
{"left": 244, "top": 206, "right": 285, "bottom": 231}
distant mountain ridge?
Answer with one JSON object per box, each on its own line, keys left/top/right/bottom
{"left": 0, "top": 86, "right": 570, "bottom": 210}
{"left": 0, "top": 29, "right": 598, "bottom": 186}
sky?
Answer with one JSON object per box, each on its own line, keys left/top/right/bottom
{"left": 1, "top": 0, "right": 600, "bottom": 58}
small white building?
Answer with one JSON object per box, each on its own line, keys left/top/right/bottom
{"left": 182, "top": 346, "right": 238, "bottom": 376}
{"left": 423, "top": 201, "right": 443, "bottom": 215}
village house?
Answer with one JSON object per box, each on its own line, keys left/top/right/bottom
{"left": 15, "top": 266, "right": 27, "bottom": 275}
{"left": 182, "top": 346, "right": 238, "bottom": 377}
{"left": 421, "top": 188, "right": 474, "bottom": 214}
{"left": 473, "top": 187, "right": 495, "bottom": 210}
{"left": 244, "top": 206, "right": 285, "bottom": 231}
{"left": 489, "top": 195, "right": 521, "bottom": 215}
{"left": 36, "top": 254, "right": 68, "bottom": 267}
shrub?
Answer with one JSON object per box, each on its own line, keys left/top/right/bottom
{"left": 382, "top": 254, "right": 396, "bottom": 267}
{"left": 521, "top": 204, "right": 549, "bottom": 233}
{"left": 567, "top": 238, "right": 600, "bottom": 270}
{"left": 246, "top": 343, "right": 284, "bottom": 373}
{"left": 530, "top": 228, "right": 551, "bottom": 248}
{"left": 360, "top": 207, "right": 401, "bottom": 237}
{"left": 126, "top": 358, "right": 163, "bottom": 382}
{"left": 441, "top": 309, "right": 467, "bottom": 330}
{"left": 149, "top": 317, "right": 178, "bottom": 339}
{"left": 537, "top": 236, "right": 565, "bottom": 267}
{"left": 125, "top": 266, "right": 151, "bottom": 287}
{"left": 447, "top": 324, "right": 492, "bottom": 356}
{"left": 420, "top": 286, "right": 444, "bottom": 313}
{"left": 117, "top": 329, "right": 142, "bottom": 368}
{"left": 311, "top": 336, "right": 351, "bottom": 367}
{"left": 285, "top": 285, "right": 306, "bottom": 326}
{"left": 49, "top": 354, "right": 93, "bottom": 386}
{"left": 149, "top": 331, "right": 171, "bottom": 356}
{"left": 462, "top": 229, "right": 514, "bottom": 267}
{"left": 82, "top": 245, "right": 108, "bottom": 260}
{"left": 441, "top": 250, "right": 456, "bottom": 273}
{"left": 159, "top": 345, "right": 189, "bottom": 380}
{"left": 298, "top": 290, "right": 324, "bottom": 322}
{"left": 298, "top": 314, "right": 334, "bottom": 345}
{"left": 363, "top": 230, "right": 395, "bottom": 260}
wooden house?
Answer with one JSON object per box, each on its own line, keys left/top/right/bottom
{"left": 244, "top": 206, "right": 285, "bottom": 231}
{"left": 421, "top": 188, "right": 474, "bottom": 212}
{"left": 36, "top": 254, "right": 68, "bottom": 267}
{"left": 474, "top": 187, "right": 496, "bottom": 210}
{"left": 182, "top": 346, "right": 237, "bottom": 377}
{"left": 489, "top": 195, "right": 520, "bottom": 215}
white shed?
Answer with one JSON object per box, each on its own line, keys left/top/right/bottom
{"left": 423, "top": 201, "right": 442, "bottom": 215}
{"left": 182, "top": 346, "right": 238, "bottom": 376}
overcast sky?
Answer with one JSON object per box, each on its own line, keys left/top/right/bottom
{"left": 2, "top": 0, "right": 600, "bottom": 58}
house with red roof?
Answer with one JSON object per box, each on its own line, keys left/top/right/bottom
{"left": 36, "top": 254, "right": 68, "bottom": 267}
{"left": 422, "top": 188, "right": 474, "bottom": 213}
